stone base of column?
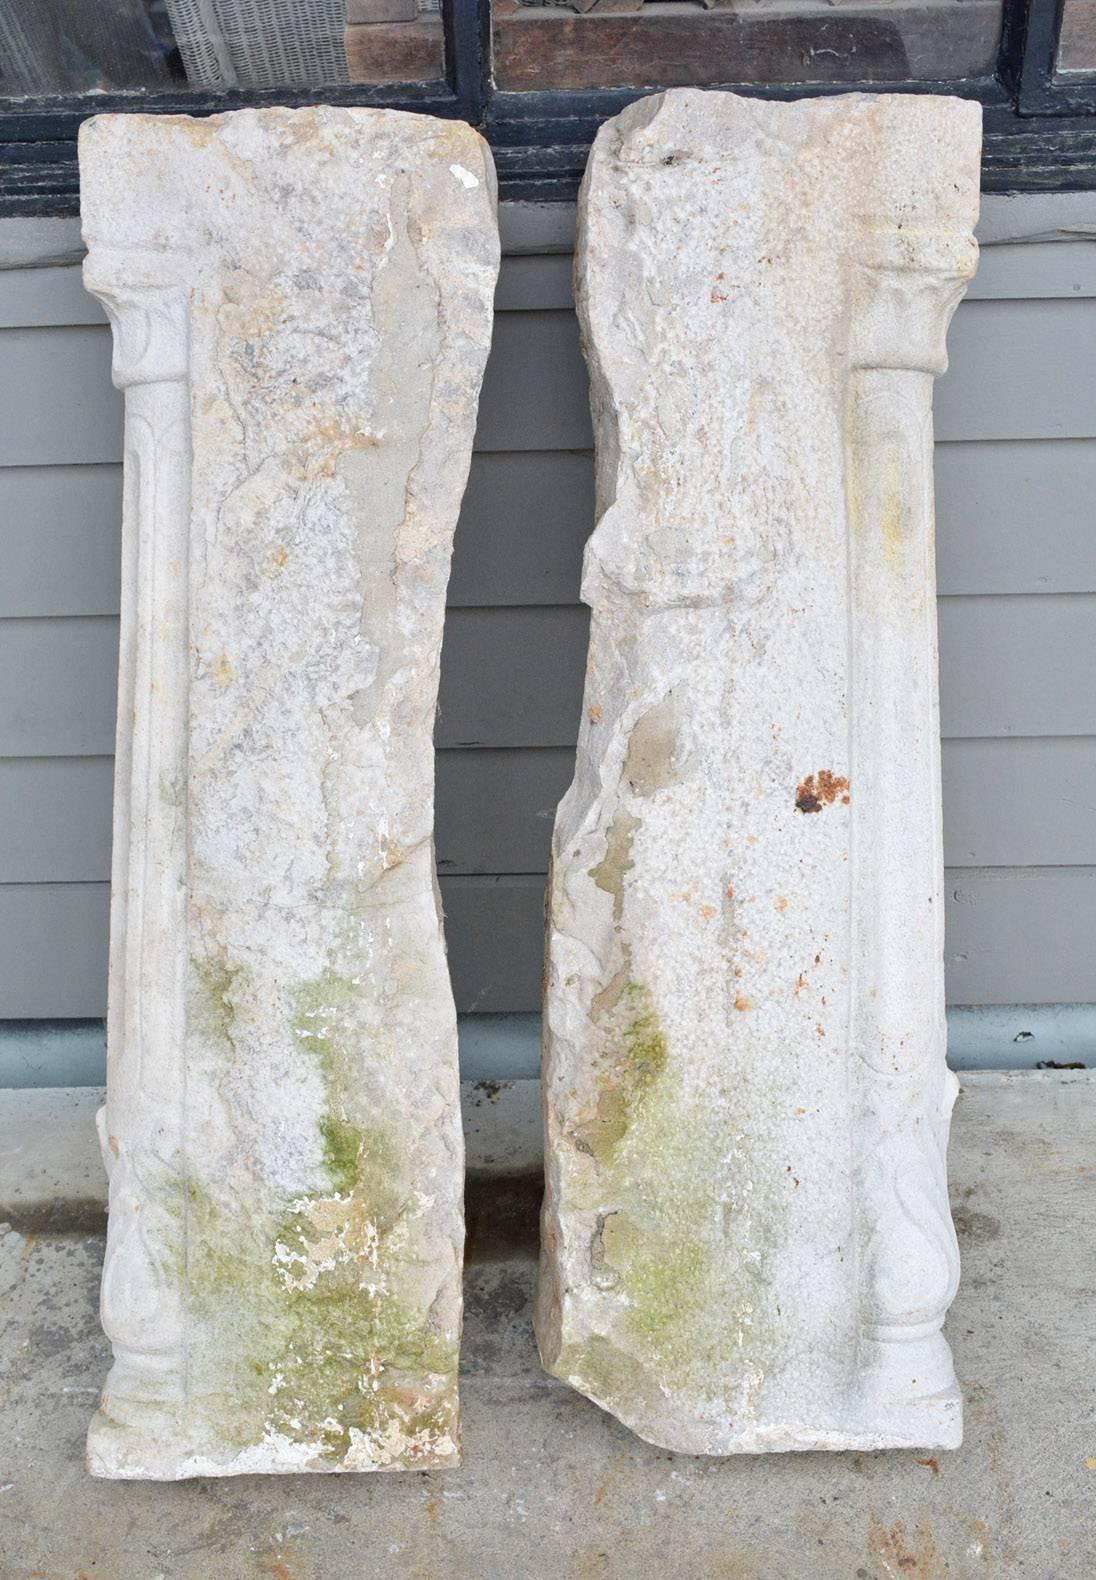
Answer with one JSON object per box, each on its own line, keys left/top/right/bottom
{"left": 87, "top": 1383, "right": 462, "bottom": 1479}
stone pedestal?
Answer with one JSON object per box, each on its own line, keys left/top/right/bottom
{"left": 535, "top": 89, "right": 980, "bottom": 1453}
{"left": 80, "top": 107, "right": 498, "bottom": 1477}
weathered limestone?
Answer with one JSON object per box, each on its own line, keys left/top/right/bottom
{"left": 536, "top": 89, "right": 980, "bottom": 1453}
{"left": 80, "top": 107, "right": 499, "bottom": 1477}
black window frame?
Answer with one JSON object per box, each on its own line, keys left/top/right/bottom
{"left": 3, "top": 0, "right": 1096, "bottom": 213}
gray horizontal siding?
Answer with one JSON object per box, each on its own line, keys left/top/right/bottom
{"left": 6, "top": 297, "right": 1096, "bottom": 471}
{"left": 7, "top": 440, "right": 1095, "bottom": 618}
{"left": 5, "top": 738, "right": 1094, "bottom": 883}
{"left": 0, "top": 264, "right": 106, "bottom": 327}
{"left": 5, "top": 242, "right": 1096, "bottom": 330}
{"left": 449, "top": 451, "right": 592, "bottom": 607}
{"left": 0, "top": 758, "right": 113, "bottom": 882}
{"left": 4, "top": 596, "right": 1090, "bottom": 756}
{"left": 934, "top": 440, "right": 1096, "bottom": 596}
{"left": 944, "top": 868, "right": 1096, "bottom": 1005}
{"left": 0, "top": 617, "right": 119, "bottom": 757}
{"left": 2, "top": 217, "right": 1095, "bottom": 1023}
{"left": 937, "top": 594, "right": 1096, "bottom": 738}
{"left": 0, "top": 607, "right": 592, "bottom": 754}
{"left": 942, "top": 738, "right": 1096, "bottom": 867}
{"left": 2, "top": 866, "right": 1090, "bottom": 1016}
{"left": 0, "top": 325, "right": 122, "bottom": 467}
{"left": 0, "top": 465, "right": 121, "bottom": 617}
{"left": 0, "top": 884, "right": 111, "bottom": 1018}
{"left": 0, "top": 878, "right": 548, "bottom": 1017}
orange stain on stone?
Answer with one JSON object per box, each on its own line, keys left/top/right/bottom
{"left": 867, "top": 1517, "right": 947, "bottom": 1578}
{"left": 795, "top": 770, "right": 850, "bottom": 814}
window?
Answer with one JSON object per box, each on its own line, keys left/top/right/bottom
{"left": 1057, "top": 0, "right": 1096, "bottom": 75}
{"left": 491, "top": 0, "right": 1005, "bottom": 95}
{"left": 2, "top": 1, "right": 1096, "bottom": 210}
{"left": 0, "top": 0, "right": 445, "bottom": 97}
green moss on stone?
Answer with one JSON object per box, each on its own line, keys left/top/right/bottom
{"left": 558, "top": 996, "right": 787, "bottom": 1418}
{"left": 577, "top": 980, "right": 668, "bottom": 1164}
{"left": 318, "top": 1114, "right": 363, "bottom": 1196}
{"left": 173, "top": 962, "right": 459, "bottom": 1467}
{"left": 189, "top": 953, "right": 243, "bottom": 1048}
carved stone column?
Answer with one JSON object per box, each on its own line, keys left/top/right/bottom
{"left": 536, "top": 89, "right": 979, "bottom": 1453}
{"left": 81, "top": 107, "right": 498, "bottom": 1477}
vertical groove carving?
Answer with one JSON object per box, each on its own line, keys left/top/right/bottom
{"left": 85, "top": 274, "right": 192, "bottom": 1433}
{"left": 846, "top": 258, "right": 973, "bottom": 1417}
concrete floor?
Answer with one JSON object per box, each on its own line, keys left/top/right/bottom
{"left": 0, "top": 1073, "right": 1093, "bottom": 1579}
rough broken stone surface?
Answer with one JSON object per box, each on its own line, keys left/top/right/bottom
{"left": 535, "top": 89, "right": 981, "bottom": 1454}
{"left": 79, "top": 106, "right": 499, "bottom": 1478}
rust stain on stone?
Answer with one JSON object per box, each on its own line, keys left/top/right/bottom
{"left": 867, "top": 1516, "right": 947, "bottom": 1578}
{"left": 795, "top": 770, "right": 850, "bottom": 814}
{"left": 256, "top": 1562, "right": 294, "bottom": 1580}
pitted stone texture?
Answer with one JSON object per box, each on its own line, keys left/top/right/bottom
{"left": 535, "top": 89, "right": 980, "bottom": 1454}
{"left": 79, "top": 107, "right": 499, "bottom": 1477}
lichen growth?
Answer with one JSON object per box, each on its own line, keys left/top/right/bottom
{"left": 574, "top": 980, "right": 668, "bottom": 1164}
{"left": 555, "top": 1334, "right": 657, "bottom": 1417}
{"left": 189, "top": 952, "right": 243, "bottom": 1048}
{"left": 175, "top": 960, "right": 460, "bottom": 1468}
{"left": 554, "top": 974, "right": 785, "bottom": 1426}
{"left": 318, "top": 1113, "right": 363, "bottom": 1196}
